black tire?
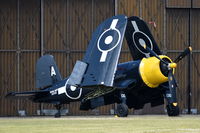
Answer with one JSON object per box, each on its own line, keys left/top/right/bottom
{"left": 54, "top": 104, "right": 61, "bottom": 118}
{"left": 54, "top": 112, "right": 61, "bottom": 118}
{"left": 116, "top": 103, "right": 128, "bottom": 117}
{"left": 166, "top": 104, "right": 180, "bottom": 116}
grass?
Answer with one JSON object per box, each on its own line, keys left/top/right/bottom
{"left": 0, "top": 115, "right": 200, "bottom": 133}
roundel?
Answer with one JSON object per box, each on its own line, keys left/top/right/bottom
{"left": 97, "top": 29, "right": 120, "bottom": 52}
{"left": 132, "top": 31, "right": 153, "bottom": 55}
{"left": 62, "top": 80, "right": 82, "bottom": 100}
{"left": 66, "top": 85, "right": 82, "bottom": 99}
{"left": 97, "top": 19, "right": 121, "bottom": 62}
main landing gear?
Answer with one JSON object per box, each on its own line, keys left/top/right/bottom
{"left": 54, "top": 104, "right": 62, "bottom": 118}
{"left": 116, "top": 92, "right": 128, "bottom": 117}
{"left": 116, "top": 103, "right": 128, "bottom": 117}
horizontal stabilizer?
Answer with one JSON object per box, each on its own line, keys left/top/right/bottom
{"left": 6, "top": 90, "right": 48, "bottom": 100}
{"left": 36, "top": 55, "right": 62, "bottom": 89}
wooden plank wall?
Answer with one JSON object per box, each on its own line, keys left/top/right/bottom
{"left": 0, "top": 0, "right": 18, "bottom": 116}
{"left": 18, "top": 0, "right": 41, "bottom": 116}
{"left": 191, "top": 9, "right": 200, "bottom": 110}
{"left": 193, "top": 0, "right": 200, "bottom": 8}
{"left": 166, "top": 9, "right": 189, "bottom": 110}
{"left": 166, "top": 0, "right": 192, "bottom": 8}
{"left": 0, "top": 0, "right": 200, "bottom": 116}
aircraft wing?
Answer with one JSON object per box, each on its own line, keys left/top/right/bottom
{"left": 125, "top": 16, "right": 162, "bottom": 60}
{"left": 81, "top": 15, "right": 127, "bottom": 88}
{"left": 6, "top": 90, "right": 49, "bottom": 100}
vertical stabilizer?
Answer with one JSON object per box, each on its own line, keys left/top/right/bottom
{"left": 36, "top": 55, "right": 62, "bottom": 89}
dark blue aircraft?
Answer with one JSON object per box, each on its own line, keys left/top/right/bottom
{"left": 7, "top": 15, "right": 192, "bottom": 117}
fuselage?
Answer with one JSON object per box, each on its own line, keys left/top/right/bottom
{"left": 33, "top": 60, "right": 141, "bottom": 104}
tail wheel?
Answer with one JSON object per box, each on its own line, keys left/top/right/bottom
{"left": 54, "top": 104, "right": 61, "bottom": 118}
{"left": 55, "top": 112, "right": 61, "bottom": 118}
{"left": 116, "top": 103, "right": 128, "bottom": 117}
{"left": 166, "top": 104, "right": 180, "bottom": 116}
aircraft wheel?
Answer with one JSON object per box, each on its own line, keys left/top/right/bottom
{"left": 116, "top": 103, "right": 128, "bottom": 117}
{"left": 166, "top": 104, "right": 179, "bottom": 116}
{"left": 54, "top": 104, "right": 61, "bottom": 118}
{"left": 54, "top": 112, "right": 61, "bottom": 118}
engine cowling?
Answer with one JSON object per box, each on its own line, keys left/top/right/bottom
{"left": 139, "top": 55, "right": 174, "bottom": 88}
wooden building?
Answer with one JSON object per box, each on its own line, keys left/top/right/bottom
{"left": 0, "top": 0, "right": 200, "bottom": 116}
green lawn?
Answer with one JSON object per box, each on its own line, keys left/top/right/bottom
{"left": 0, "top": 115, "right": 200, "bottom": 133}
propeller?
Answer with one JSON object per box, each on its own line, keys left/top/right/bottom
{"left": 145, "top": 46, "right": 169, "bottom": 65}
{"left": 168, "top": 69, "right": 177, "bottom": 102}
{"left": 143, "top": 44, "right": 192, "bottom": 70}
{"left": 174, "top": 46, "right": 192, "bottom": 63}
{"left": 142, "top": 44, "right": 192, "bottom": 105}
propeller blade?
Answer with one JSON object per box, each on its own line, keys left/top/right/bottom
{"left": 142, "top": 44, "right": 168, "bottom": 65}
{"left": 174, "top": 46, "right": 192, "bottom": 63}
{"left": 168, "top": 69, "right": 177, "bottom": 103}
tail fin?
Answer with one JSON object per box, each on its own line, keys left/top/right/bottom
{"left": 36, "top": 55, "right": 62, "bottom": 89}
